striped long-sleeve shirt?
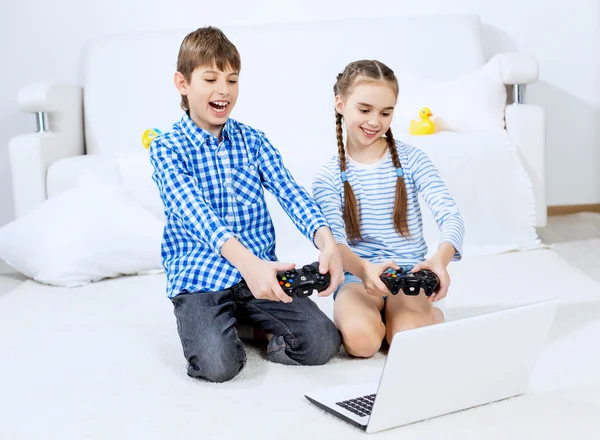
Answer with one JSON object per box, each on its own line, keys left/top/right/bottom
{"left": 149, "top": 113, "right": 328, "bottom": 298}
{"left": 312, "top": 141, "right": 464, "bottom": 266}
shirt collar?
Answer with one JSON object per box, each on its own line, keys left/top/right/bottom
{"left": 179, "top": 112, "right": 234, "bottom": 149}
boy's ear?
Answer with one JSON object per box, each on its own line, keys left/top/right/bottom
{"left": 334, "top": 95, "right": 344, "bottom": 115}
{"left": 174, "top": 72, "right": 188, "bottom": 95}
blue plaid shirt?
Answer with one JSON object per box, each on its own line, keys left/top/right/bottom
{"left": 149, "top": 113, "right": 328, "bottom": 298}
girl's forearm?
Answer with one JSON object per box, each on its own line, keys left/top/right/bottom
{"left": 338, "top": 244, "right": 370, "bottom": 278}
{"left": 434, "top": 242, "right": 457, "bottom": 266}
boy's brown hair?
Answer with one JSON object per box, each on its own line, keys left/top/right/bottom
{"left": 176, "top": 26, "right": 241, "bottom": 111}
{"left": 333, "top": 60, "right": 409, "bottom": 242}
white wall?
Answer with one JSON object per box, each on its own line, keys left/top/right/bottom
{"left": 1, "top": 0, "right": 599, "bottom": 226}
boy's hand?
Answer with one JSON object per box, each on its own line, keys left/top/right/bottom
{"left": 360, "top": 260, "right": 400, "bottom": 297}
{"left": 317, "top": 247, "right": 344, "bottom": 297}
{"left": 239, "top": 259, "right": 295, "bottom": 303}
{"left": 313, "top": 226, "right": 344, "bottom": 297}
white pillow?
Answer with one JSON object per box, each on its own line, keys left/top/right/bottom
{"left": 411, "top": 132, "right": 542, "bottom": 257}
{"left": 116, "top": 151, "right": 165, "bottom": 223}
{"left": 393, "top": 56, "right": 507, "bottom": 134}
{"left": 0, "top": 174, "right": 164, "bottom": 287}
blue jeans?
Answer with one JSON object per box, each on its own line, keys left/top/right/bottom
{"left": 171, "top": 281, "right": 341, "bottom": 383}
{"left": 333, "top": 273, "right": 363, "bottom": 300}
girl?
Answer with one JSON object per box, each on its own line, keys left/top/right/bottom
{"left": 312, "top": 60, "right": 464, "bottom": 358}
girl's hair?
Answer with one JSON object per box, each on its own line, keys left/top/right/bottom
{"left": 334, "top": 60, "right": 409, "bottom": 242}
{"left": 176, "top": 27, "right": 241, "bottom": 111}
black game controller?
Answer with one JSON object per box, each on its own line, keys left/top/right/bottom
{"left": 380, "top": 268, "right": 440, "bottom": 297}
{"left": 277, "top": 262, "right": 330, "bottom": 297}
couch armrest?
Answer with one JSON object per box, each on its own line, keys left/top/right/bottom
{"left": 19, "top": 82, "right": 80, "bottom": 111}
{"left": 505, "top": 104, "right": 546, "bottom": 227}
{"left": 495, "top": 52, "right": 539, "bottom": 85}
{"left": 9, "top": 82, "right": 84, "bottom": 218}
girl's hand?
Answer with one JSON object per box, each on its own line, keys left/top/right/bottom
{"left": 360, "top": 260, "right": 400, "bottom": 297}
{"left": 411, "top": 256, "right": 450, "bottom": 302}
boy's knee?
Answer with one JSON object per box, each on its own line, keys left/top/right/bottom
{"left": 190, "top": 361, "right": 241, "bottom": 383}
{"left": 187, "top": 340, "right": 246, "bottom": 383}
{"left": 298, "top": 316, "right": 341, "bottom": 365}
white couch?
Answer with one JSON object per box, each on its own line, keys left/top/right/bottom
{"left": 4, "top": 13, "right": 548, "bottom": 287}
{"left": 9, "top": 15, "right": 545, "bottom": 226}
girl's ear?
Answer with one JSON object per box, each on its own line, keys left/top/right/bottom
{"left": 174, "top": 71, "right": 188, "bottom": 95}
{"left": 335, "top": 95, "right": 345, "bottom": 115}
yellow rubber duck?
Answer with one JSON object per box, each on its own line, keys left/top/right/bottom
{"left": 409, "top": 107, "right": 435, "bottom": 135}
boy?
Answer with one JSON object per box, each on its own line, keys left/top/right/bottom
{"left": 149, "top": 27, "right": 343, "bottom": 383}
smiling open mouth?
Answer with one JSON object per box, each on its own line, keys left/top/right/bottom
{"left": 361, "top": 127, "right": 378, "bottom": 136}
{"left": 209, "top": 101, "right": 228, "bottom": 113}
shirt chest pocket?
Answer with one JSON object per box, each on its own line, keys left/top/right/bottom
{"left": 230, "top": 164, "right": 263, "bottom": 205}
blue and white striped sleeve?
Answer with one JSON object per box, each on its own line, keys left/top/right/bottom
{"left": 409, "top": 148, "right": 465, "bottom": 260}
{"left": 312, "top": 165, "right": 349, "bottom": 246}
{"left": 257, "top": 133, "right": 328, "bottom": 243}
{"left": 149, "top": 138, "right": 236, "bottom": 255}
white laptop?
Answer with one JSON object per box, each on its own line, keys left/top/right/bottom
{"left": 305, "top": 299, "right": 558, "bottom": 433}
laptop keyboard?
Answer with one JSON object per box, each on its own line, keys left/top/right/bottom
{"left": 336, "top": 394, "right": 376, "bottom": 417}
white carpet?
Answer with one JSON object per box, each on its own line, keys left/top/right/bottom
{"left": 538, "top": 212, "right": 600, "bottom": 284}
{"left": 0, "top": 259, "right": 26, "bottom": 298}
{"left": 1, "top": 249, "right": 599, "bottom": 439}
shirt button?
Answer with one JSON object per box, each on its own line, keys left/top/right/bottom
{"left": 226, "top": 215, "right": 234, "bottom": 223}
{"left": 224, "top": 180, "right": 231, "bottom": 187}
